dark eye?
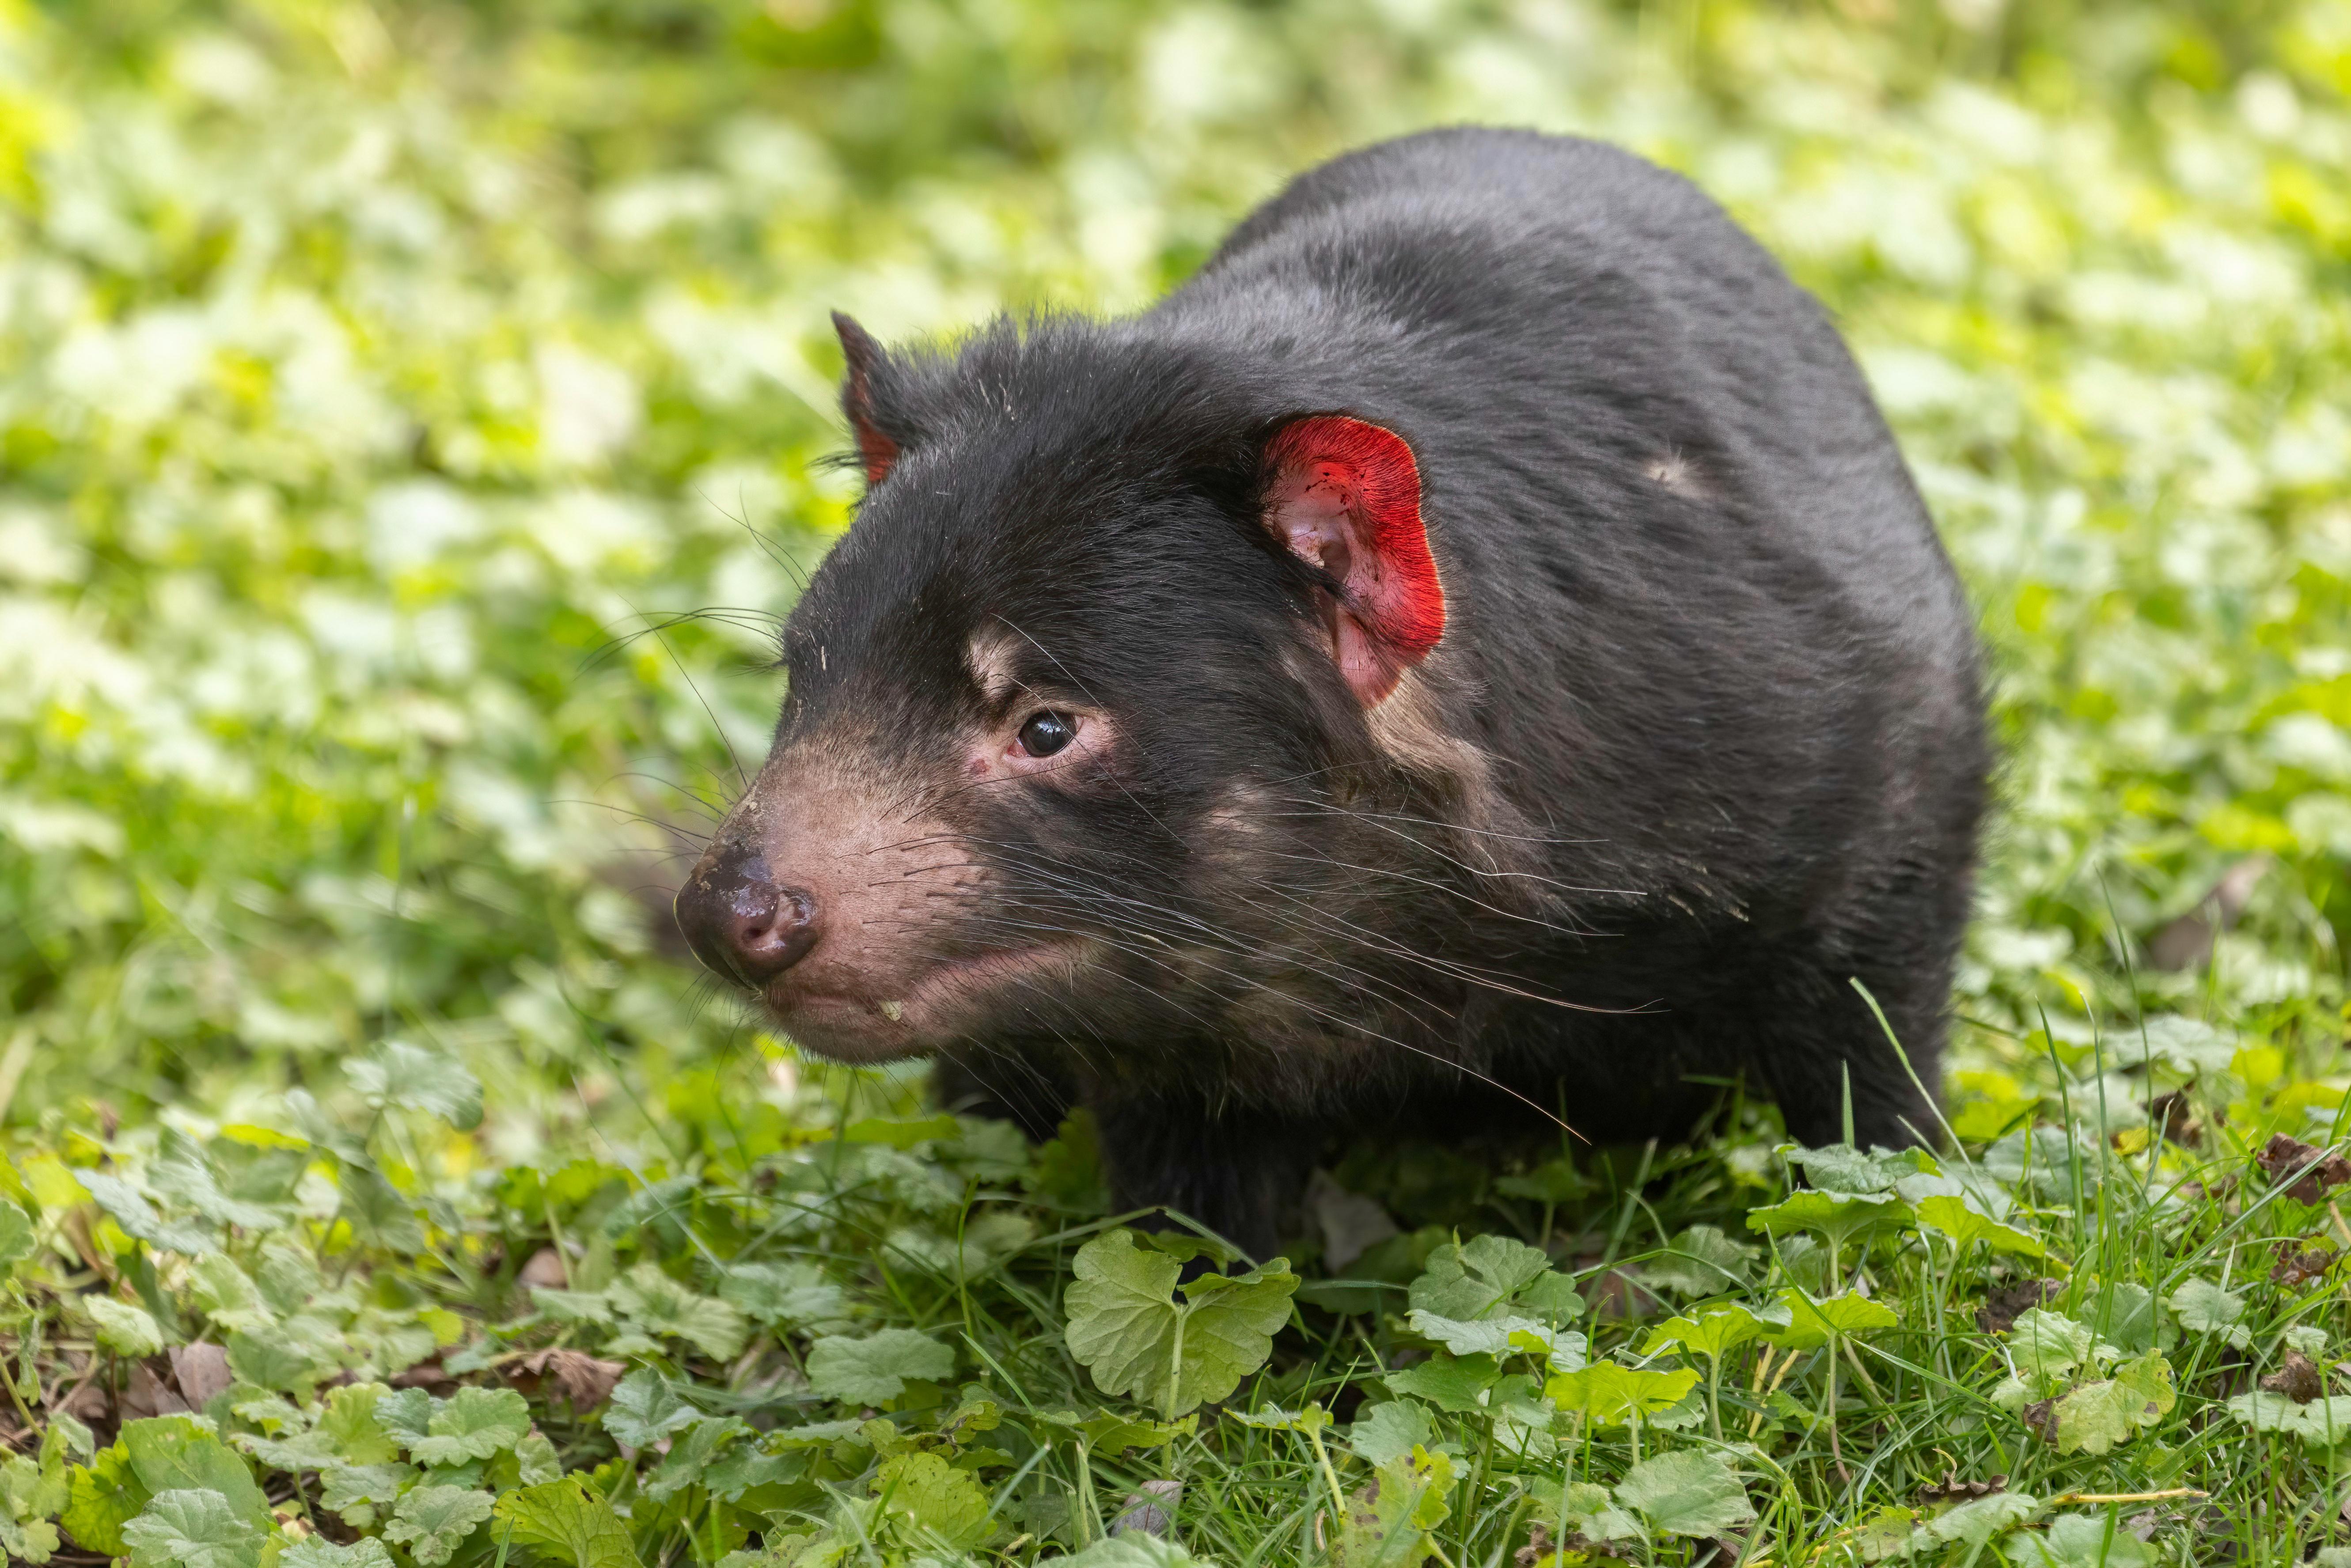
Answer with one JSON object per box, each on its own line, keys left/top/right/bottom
{"left": 1016, "top": 712, "right": 1076, "bottom": 758}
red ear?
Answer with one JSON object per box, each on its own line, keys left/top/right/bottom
{"left": 1263, "top": 415, "right": 1444, "bottom": 706}
{"left": 832, "top": 311, "right": 899, "bottom": 485}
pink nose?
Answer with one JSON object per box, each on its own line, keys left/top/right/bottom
{"left": 675, "top": 847, "right": 819, "bottom": 986}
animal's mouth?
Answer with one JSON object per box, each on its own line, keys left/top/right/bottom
{"left": 757, "top": 939, "right": 1091, "bottom": 1061}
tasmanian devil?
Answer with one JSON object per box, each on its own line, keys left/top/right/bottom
{"left": 673, "top": 128, "right": 1989, "bottom": 1261}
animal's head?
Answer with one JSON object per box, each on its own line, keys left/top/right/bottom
{"left": 673, "top": 314, "right": 1499, "bottom": 1080}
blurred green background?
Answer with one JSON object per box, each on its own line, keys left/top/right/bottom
{"left": 3, "top": 0, "right": 2347, "bottom": 1151}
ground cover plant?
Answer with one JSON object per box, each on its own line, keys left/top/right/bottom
{"left": 3, "top": 0, "right": 2350, "bottom": 1560}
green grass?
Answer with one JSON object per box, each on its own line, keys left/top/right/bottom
{"left": 3, "top": 0, "right": 2351, "bottom": 1562}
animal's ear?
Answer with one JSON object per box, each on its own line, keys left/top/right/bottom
{"left": 832, "top": 311, "right": 902, "bottom": 486}
{"left": 1260, "top": 415, "right": 1444, "bottom": 707}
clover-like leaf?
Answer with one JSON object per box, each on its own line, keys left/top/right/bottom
{"left": 875, "top": 1450, "right": 993, "bottom": 1552}
{"left": 1062, "top": 1230, "right": 1298, "bottom": 1417}
{"left": 383, "top": 1485, "right": 495, "bottom": 1567}
{"left": 1229, "top": 1401, "right": 1334, "bottom": 1435}
{"left": 1920, "top": 1491, "right": 2041, "bottom": 1548}
{"left": 494, "top": 1476, "right": 644, "bottom": 1568}
{"left": 806, "top": 1327, "right": 957, "bottom": 1406}
{"left": 1614, "top": 1449, "right": 1756, "bottom": 1538}
{"left": 600, "top": 1370, "right": 702, "bottom": 1449}
{"left": 121, "top": 1489, "right": 264, "bottom": 1568}
{"left": 87, "top": 1295, "right": 166, "bottom": 1358}
{"left": 225, "top": 1326, "right": 328, "bottom": 1394}
{"left": 348, "top": 1041, "right": 484, "bottom": 1130}
{"left": 411, "top": 1386, "right": 530, "bottom": 1466}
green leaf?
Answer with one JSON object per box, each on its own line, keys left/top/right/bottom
{"left": 608, "top": 1262, "right": 749, "bottom": 1360}
{"left": 189, "top": 1257, "right": 269, "bottom": 1330}
{"left": 2017, "top": 1513, "right": 2154, "bottom": 1568}
{"left": 87, "top": 1295, "right": 166, "bottom": 1358}
{"left": 121, "top": 1418, "right": 270, "bottom": 1529}
{"left": 1542, "top": 1363, "right": 1700, "bottom": 1426}
{"left": 0, "top": 1200, "right": 32, "bottom": 1270}
{"left": 412, "top": 1386, "right": 531, "bottom": 1466}
{"left": 494, "top": 1476, "right": 645, "bottom": 1568}
{"left": 2007, "top": 1309, "right": 2097, "bottom": 1382}
{"left": 1405, "top": 1310, "right": 1577, "bottom": 1367}
{"left": 529, "top": 1287, "right": 614, "bottom": 1327}
{"left": 1047, "top": 1537, "right": 1211, "bottom": 1567}
{"left": 1037, "top": 1409, "right": 1195, "bottom": 1455}
{"left": 805, "top": 1328, "right": 956, "bottom": 1406}
{"left": 62, "top": 1443, "right": 149, "bottom": 1556}
{"left": 1764, "top": 1288, "right": 1899, "bottom": 1348}
{"left": 348, "top": 1041, "right": 484, "bottom": 1130}
{"left": 601, "top": 1370, "right": 702, "bottom": 1449}
{"left": 2226, "top": 1391, "right": 2351, "bottom": 1444}
{"left": 717, "top": 1261, "right": 848, "bottom": 1328}
{"left": 337, "top": 1167, "right": 426, "bottom": 1253}
{"left": 2168, "top": 1278, "right": 2250, "bottom": 1348}
{"left": 1384, "top": 1352, "right": 1499, "bottom": 1414}
{"left": 383, "top": 1485, "right": 495, "bottom": 1567}
{"left": 120, "top": 1489, "right": 265, "bottom": 1568}
{"left": 1350, "top": 1400, "right": 1440, "bottom": 1466}
{"left": 1920, "top": 1492, "right": 2041, "bottom": 1548}
{"left": 225, "top": 1326, "right": 326, "bottom": 1394}
{"left": 1644, "top": 1303, "right": 1768, "bottom": 1363}
{"left": 1406, "top": 1235, "right": 1553, "bottom": 1322}
{"left": 2052, "top": 1352, "right": 2175, "bottom": 1455}
{"left": 515, "top": 1431, "right": 562, "bottom": 1487}
{"left": 0, "top": 1515, "right": 62, "bottom": 1565}
{"left": 1061, "top": 1229, "right": 1298, "bottom": 1417}
{"left": 643, "top": 1417, "right": 751, "bottom": 1502}
{"left": 373, "top": 1387, "right": 434, "bottom": 1451}
{"left": 318, "top": 1383, "right": 400, "bottom": 1466}
{"left": 1614, "top": 1449, "right": 1756, "bottom": 1538}
{"left": 318, "top": 1463, "right": 415, "bottom": 1515}
{"left": 1228, "top": 1401, "right": 1333, "bottom": 1434}
{"left": 281, "top": 1538, "right": 397, "bottom": 1568}
{"left": 1643, "top": 1224, "right": 1757, "bottom": 1296}
{"left": 1744, "top": 1189, "right": 1911, "bottom": 1253}
{"left": 1915, "top": 1194, "right": 2046, "bottom": 1257}
{"left": 1333, "top": 1446, "right": 1452, "bottom": 1568}
{"left": 1784, "top": 1144, "right": 1929, "bottom": 1193}
{"left": 75, "top": 1172, "right": 216, "bottom": 1257}
{"left": 874, "top": 1450, "right": 993, "bottom": 1552}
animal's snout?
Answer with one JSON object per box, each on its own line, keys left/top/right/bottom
{"left": 675, "top": 845, "right": 819, "bottom": 987}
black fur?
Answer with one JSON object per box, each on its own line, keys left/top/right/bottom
{"left": 743, "top": 129, "right": 1988, "bottom": 1259}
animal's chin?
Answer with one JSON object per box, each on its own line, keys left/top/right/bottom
{"left": 755, "top": 940, "right": 1090, "bottom": 1063}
